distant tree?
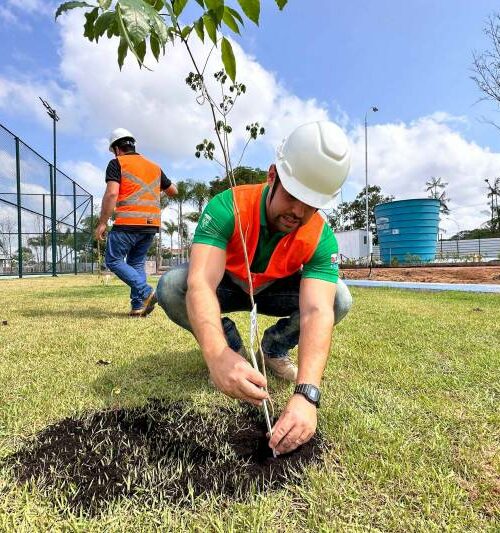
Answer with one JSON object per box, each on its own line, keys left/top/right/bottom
{"left": 471, "top": 13, "right": 500, "bottom": 130}
{"left": 163, "top": 220, "right": 177, "bottom": 259}
{"left": 425, "top": 176, "right": 450, "bottom": 215}
{"left": 208, "top": 166, "right": 267, "bottom": 197}
{"left": 14, "top": 247, "right": 34, "bottom": 263}
{"left": 328, "top": 185, "right": 394, "bottom": 244}
{"left": 189, "top": 180, "right": 210, "bottom": 213}
{"left": 485, "top": 177, "right": 500, "bottom": 232}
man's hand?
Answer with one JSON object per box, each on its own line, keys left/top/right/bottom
{"left": 207, "top": 347, "right": 269, "bottom": 406}
{"left": 95, "top": 222, "right": 107, "bottom": 241}
{"left": 269, "top": 394, "right": 317, "bottom": 454}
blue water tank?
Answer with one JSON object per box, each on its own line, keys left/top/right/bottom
{"left": 374, "top": 199, "right": 441, "bottom": 264}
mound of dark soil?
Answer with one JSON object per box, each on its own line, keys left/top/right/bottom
{"left": 7, "top": 400, "right": 325, "bottom": 515}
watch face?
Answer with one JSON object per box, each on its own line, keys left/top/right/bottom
{"left": 309, "top": 388, "right": 319, "bottom": 401}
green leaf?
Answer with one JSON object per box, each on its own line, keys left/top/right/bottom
{"left": 221, "top": 37, "right": 236, "bottom": 81}
{"left": 117, "top": 36, "right": 128, "bottom": 70}
{"left": 275, "top": 0, "right": 287, "bottom": 9}
{"left": 181, "top": 25, "right": 192, "bottom": 39}
{"left": 144, "top": 0, "right": 164, "bottom": 9}
{"left": 226, "top": 6, "right": 244, "bottom": 25}
{"left": 83, "top": 7, "right": 99, "bottom": 40}
{"left": 194, "top": 16, "right": 204, "bottom": 42}
{"left": 236, "top": 0, "right": 259, "bottom": 25}
{"left": 135, "top": 39, "right": 147, "bottom": 65}
{"left": 106, "top": 15, "right": 120, "bottom": 37}
{"left": 98, "top": 0, "right": 112, "bottom": 9}
{"left": 205, "top": 0, "right": 223, "bottom": 9}
{"left": 194, "top": 0, "right": 204, "bottom": 7}
{"left": 55, "top": 1, "right": 94, "bottom": 20}
{"left": 172, "top": 0, "right": 188, "bottom": 16}
{"left": 118, "top": 0, "right": 150, "bottom": 44}
{"left": 150, "top": 33, "right": 161, "bottom": 61}
{"left": 117, "top": 3, "right": 146, "bottom": 67}
{"left": 222, "top": 7, "right": 240, "bottom": 33}
{"left": 203, "top": 13, "right": 217, "bottom": 44}
{"left": 94, "top": 11, "right": 115, "bottom": 40}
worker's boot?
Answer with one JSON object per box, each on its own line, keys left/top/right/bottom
{"left": 141, "top": 291, "right": 157, "bottom": 317}
{"left": 129, "top": 308, "right": 145, "bottom": 317}
{"left": 264, "top": 354, "right": 297, "bottom": 382}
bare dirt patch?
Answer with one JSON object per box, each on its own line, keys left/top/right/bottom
{"left": 341, "top": 266, "right": 500, "bottom": 284}
{"left": 6, "top": 400, "right": 325, "bottom": 515}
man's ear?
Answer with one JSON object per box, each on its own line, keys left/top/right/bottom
{"left": 267, "top": 164, "right": 277, "bottom": 186}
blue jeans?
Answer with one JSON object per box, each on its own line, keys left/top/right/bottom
{"left": 105, "top": 230, "right": 155, "bottom": 310}
{"left": 156, "top": 264, "right": 352, "bottom": 358}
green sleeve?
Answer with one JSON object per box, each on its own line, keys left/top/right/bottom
{"left": 302, "top": 224, "right": 339, "bottom": 283}
{"left": 193, "top": 189, "right": 235, "bottom": 250}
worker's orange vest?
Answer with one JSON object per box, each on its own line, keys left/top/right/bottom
{"left": 114, "top": 154, "right": 161, "bottom": 227}
{"left": 225, "top": 183, "right": 325, "bottom": 293}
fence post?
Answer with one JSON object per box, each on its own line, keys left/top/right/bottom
{"left": 478, "top": 236, "right": 481, "bottom": 258}
{"left": 49, "top": 164, "right": 57, "bottom": 276}
{"left": 42, "top": 193, "right": 47, "bottom": 272}
{"left": 90, "top": 197, "right": 94, "bottom": 274}
{"left": 73, "top": 181, "right": 77, "bottom": 275}
{"left": 15, "top": 137, "right": 22, "bottom": 278}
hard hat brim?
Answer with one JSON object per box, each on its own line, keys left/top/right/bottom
{"left": 275, "top": 160, "right": 339, "bottom": 209}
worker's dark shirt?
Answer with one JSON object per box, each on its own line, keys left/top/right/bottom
{"left": 105, "top": 152, "right": 172, "bottom": 234}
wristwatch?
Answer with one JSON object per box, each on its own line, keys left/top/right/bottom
{"left": 294, "top": 384, "right": 321, "bottom": 408}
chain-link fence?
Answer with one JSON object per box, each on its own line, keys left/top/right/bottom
{"left": 0, "top": 123, "right": 94, "bottom": 277}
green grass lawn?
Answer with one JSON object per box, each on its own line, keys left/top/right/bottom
{"left": 0, "top": 274, "right": 499, "bottom": 532}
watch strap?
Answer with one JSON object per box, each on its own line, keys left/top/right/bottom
{"left": 294, "top": 383, "right": 321, "bottom": 407}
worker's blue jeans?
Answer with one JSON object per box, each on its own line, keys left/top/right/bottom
{"left": 105, "top": 230, "right": 155, "bottom": 310}
{"left": 156, "top": 264, "right": 352, "bottom": 358}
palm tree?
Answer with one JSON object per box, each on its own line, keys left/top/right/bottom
{"left": 485, "top": 177, "right": 500, "bottom": 231}
{"left": 173, "top": 181, "right": 192, "bottom": 262}
{"left": 163, "top": 220, "right": 177, "bottom": 264}
{"left": 425, "top": 176, "right": 450, "bottom": 215}
{"left": 187, "top": 180, "right": 210, "bottom": 220}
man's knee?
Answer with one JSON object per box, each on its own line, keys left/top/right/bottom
{"left": 156, "top": 265, "right": 189, "bottom": 317}
{"left": 334, "top": 278, "right": 352, "bottom": 325}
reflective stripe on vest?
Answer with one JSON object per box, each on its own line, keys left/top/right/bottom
{"left": 225, "top": 183, "right": 325, "bottom": 293}
{"left": 114, "top": 155, "right": 161, "bottom": 227}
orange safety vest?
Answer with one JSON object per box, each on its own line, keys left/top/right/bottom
{"left": 225, "top": 183, "right": 325, "bottom": 293}
{"left": 114, "top": 154, "right": 161, "bottom": 227}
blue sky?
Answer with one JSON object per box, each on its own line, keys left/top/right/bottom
{"left": 1, "top": 0, "right": 500, "bottom": 234}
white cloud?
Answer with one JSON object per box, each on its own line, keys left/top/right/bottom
{"left": 346, "top": 114, "right": 500, "bottom": 233}
{"left": 61, "top": 160, "right": 103, "bottom": 197}
{"left": 1, "top": 10, "right": 331, "bottom": 167}
{"left": 1, "top": 10, "right": 499, "bottom": 236}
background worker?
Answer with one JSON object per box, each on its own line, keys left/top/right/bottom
{"left": 95, "top": 128, "right": 177, "bottom": 316}
{"left": 157, "top": 121, "right": 352, "bottom": 454}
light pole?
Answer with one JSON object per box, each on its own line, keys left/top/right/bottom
{"left": 364, "top": 105, "right": 378, "bottom": 261}
{"left": 39, "top": 97, "right": 59, "bottom": 276}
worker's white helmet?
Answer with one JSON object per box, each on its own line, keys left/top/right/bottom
{"left": 275, "top": 121, "right": 350, "bottom": 209}
{"left": 108, "top": 128, "right": 135, "bottom": 152}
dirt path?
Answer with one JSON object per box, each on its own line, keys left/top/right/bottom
{"left": 341, "top": 266, "right": 500, "bottom": 284}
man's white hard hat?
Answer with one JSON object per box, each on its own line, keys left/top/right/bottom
{"left": 108, "top": 128, "right": 135, "bottom": 152}
{"left": 275, "top": 121, "right": 351, "bottom": 209}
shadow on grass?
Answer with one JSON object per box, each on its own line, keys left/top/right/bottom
{"left": 36, "top": 285, "right": 127, "bottom": 299}
{"left": 19, "top": 307, "right": 131, "bottom": 320}
{"left": 91, "top": 349, "right": 210, "bottom": 401}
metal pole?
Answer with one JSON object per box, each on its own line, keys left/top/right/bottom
{"left": 50, "top": 164, "right": 57, "bottom": 276}
{"left": 73, "top": 181, "right": 77, "bottom": 275}
{"left": 364, "top": 106, "right": 378, "bottom": 263}
{"left": 15, "top": 138, "right": 22, "bottom": 279}
{"left": 91, "top": 196, "right": 94, "bottom": 274}
{"left": 52, "top": 113, "right": 58, "bottom": 276}
{"left": 39, "top": 97, "right": 59, "bottom": 276}
{"left": 42, "top": 193, "right": 47, "bottom": 271}
{"left": 364, "top": 114, "right": 369, "bottom": 259}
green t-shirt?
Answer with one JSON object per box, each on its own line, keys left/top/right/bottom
{"left": 193, "top": 186, "right": 339, "bottom": 283}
